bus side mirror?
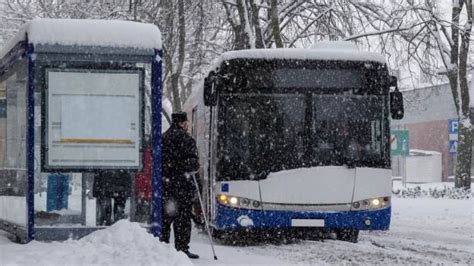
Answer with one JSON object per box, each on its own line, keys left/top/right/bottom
{"left": 204, "top": 71, "right": 217, "bottom": 106}
{"left": 389, "top": 76, "right": 404, "bottom": 120}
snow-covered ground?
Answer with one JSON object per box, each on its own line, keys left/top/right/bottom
{"left": 190, "top": 195, "right": 473, "bottom": 265}
{"left": 1, "top": 184, "right": 473, "bottom": 265}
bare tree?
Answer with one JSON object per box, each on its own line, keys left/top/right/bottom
{"left": 343, "top": 0, "right": 472, "bottom": 189}
{"left": 1, "top": 1, "right": 470, "bottom": 185}
{"left": 446, "top": 0, "right": 472, "bottom": 189}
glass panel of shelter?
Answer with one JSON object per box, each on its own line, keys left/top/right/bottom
{"left": 0, "top": 60, "right": 28, "bottom": 228}
{"left": 32, "top": 61, "right": 153, "bottom": 228}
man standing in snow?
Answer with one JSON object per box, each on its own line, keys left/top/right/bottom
{"left": 160, "top": 112, "right": 200, "bottom": 259}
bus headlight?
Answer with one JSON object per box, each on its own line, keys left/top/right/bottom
{"left": 371, "top": 198, "right": 381, "bottom": 207}
{"left": 351, "top": 197, "right": 390, "bottom": 211}
{"left": 229, "top": 197, "right": 238, "bottom": 205}
{"left": 216, "top": 194, "right": 262, "bottom": 210}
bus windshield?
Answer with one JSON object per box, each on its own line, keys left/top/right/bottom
{"left": 217, "top": 93, "right": 388, "bottom": 181}
{"left": 312, "top": 95, "right": 386, "bottom": 167}
{"left": 218, "top": 94, "right": 306, "bottom": 180}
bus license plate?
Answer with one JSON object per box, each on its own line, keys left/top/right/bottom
{"left": 291, "top": 219, "right": 325, "bottom": 227}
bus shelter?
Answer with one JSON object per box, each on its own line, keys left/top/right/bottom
{"left": 0, "top": 19, "right": 163, "bottom": 242}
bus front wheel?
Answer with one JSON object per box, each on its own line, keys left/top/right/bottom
{"left": 336, "top": 229, "right": 359, "bottom": 243}
{"left": 210, "top": 226, "right": 225, "bottom": 240}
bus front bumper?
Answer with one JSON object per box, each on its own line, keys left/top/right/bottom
{"left": 214, "top": 203, "right": 391, "bottom": 231}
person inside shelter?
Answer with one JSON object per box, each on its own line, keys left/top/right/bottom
{"left": 92, "top": 170, "right": 131, "bottom": 226}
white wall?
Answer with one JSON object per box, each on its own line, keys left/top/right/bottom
{"left": 406, "top": 150, "right": 442, "bottom": 183}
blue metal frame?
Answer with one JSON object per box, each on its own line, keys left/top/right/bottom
{"left": 151, "top": 49, "right": 163, "bottom": 237}
{"left": 26, "top": 43, "right": 35, "bottom": 241}
{"left": 215, "top": 203, "right": 391, "bottom": 231}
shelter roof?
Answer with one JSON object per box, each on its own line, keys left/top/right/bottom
{"left": 0, "top": 18, "right": 162, "bottom": 59}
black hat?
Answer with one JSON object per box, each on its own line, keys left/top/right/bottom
{"left": 171, "top": 112, "right": 188, "bottom": 123}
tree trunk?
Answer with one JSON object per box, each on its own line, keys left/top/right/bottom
{"left": 454, "top": 0, "right": 472, "bottom": 189}
{"left": 176, "top": 0, "right": 186, "bottom": 110}
{"left": 449, "top": 2, "right": 461, "bottom": 112}
{"left": 170, "top": 0, "right": 186, "bottom": 111}
{"left": 221, "top": 0, "right": 246, "bottom": 49}
{"left": 269, "top": 0, "right": 283, "bottom": 47}
{"left": 170, "top": 73, "right": 181, "bottom": 111}
{"left": 235, "top": 0, "right": 252, "bottom": 49}
{"left": 456, "top": 122, "right": 472, "bottom": 188}
{"left": 250, "top": 0, "right": 264, "bottom": 48}
{"left": 183, "top": 0, "right": 205, "bottom": 100}
{"left": 162, "top": 0, "right": 176, "bottom": 109}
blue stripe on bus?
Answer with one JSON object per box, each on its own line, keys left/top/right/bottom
{"left": 214, "top": 203, "right": 390, "bottom": 231}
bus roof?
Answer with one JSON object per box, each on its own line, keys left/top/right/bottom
{"left": 211, "top": 45, "right": 387, "bottom": 70}
{"left": 0, "top": 18, "right": 162, "bottom": 59}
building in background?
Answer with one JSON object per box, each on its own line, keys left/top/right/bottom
{"left": 392, "top": 80, "right": 473, "bottom": 182}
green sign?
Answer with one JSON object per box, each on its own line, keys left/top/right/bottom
{"left": 391, "top": 129, "right": 409, "bottom": 156}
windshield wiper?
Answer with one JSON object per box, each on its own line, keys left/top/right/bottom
{"left": 254, "top": 170, "right": 269, "bottom": 180}
{"left": 345, "top": 160, "right": 357, "bottom": 168}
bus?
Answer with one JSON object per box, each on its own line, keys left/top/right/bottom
{"left": 183, "top": 42, "right": 404, "bottom": 242}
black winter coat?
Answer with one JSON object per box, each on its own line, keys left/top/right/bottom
{"left": 162, "top": 123, "right": 200, "bottom": 201}
{"left": 92, "top": 170, "right": 131, "bottom": 198}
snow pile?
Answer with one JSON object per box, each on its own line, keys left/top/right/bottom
{"left": 393, "top": 185, "right": 472, "bottom": 199}
{"left": 0, "top": 18, "right": 162, "bottom": 58}
{"left": 1, "top": 220, "right": 192, "bottom": 266}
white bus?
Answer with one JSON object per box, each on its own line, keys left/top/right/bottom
{"left": 183, "top": 42, "right": 404, "bottom": 242}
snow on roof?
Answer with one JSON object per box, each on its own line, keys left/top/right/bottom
{"left": 211, "top": 44, "right": 387, "bottom": 70}
{"left": 0, "top": 18, "right": 162, "bottom": 59}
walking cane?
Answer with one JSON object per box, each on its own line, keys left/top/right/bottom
{"left": 191, "top": 173, "right": 218, "bottom": 260}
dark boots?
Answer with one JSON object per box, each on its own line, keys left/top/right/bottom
{"left": 159, "top": 239, "right": 198, "bottom": 259}
{"left": 182, "top": 250, "right": 199, "bottom": 259}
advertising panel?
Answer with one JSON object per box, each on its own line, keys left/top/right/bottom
{"left": 43, "top": 69, "right": 143, "bottom": 170}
